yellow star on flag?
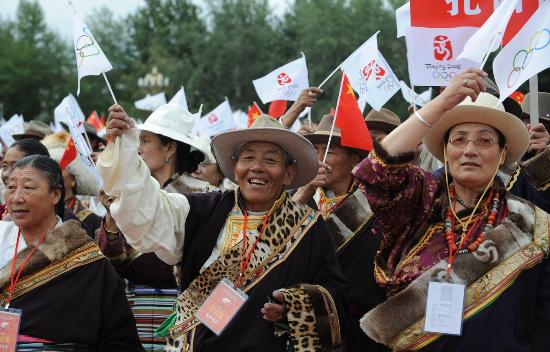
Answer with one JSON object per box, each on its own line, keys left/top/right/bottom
{"left": 346, "top": 84, "right": 355, "bottom": 97}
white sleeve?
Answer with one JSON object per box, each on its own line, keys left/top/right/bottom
{"left": 96, "top": 129, "right": 188, "bottom": 265}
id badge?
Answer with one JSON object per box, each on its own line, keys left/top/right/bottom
{"left": 195, "top": 278, "right": 248, "bottom": 335}
{"left": 0, "top": 308, "right": 22, "bottom": 352}
{"left": 423, "top": 280, "right": 465, "bottom": 336}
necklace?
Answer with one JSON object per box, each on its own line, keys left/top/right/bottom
{"left": 451, "top": 194, "right": 472, "bottom": 209}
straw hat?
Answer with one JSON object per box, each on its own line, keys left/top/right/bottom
{"left": 304, "top": 114, "right": 369, "bottom": 158}
{"left": 364, "top": 108, "right": 401, "bottom": 134}
{"left": 211, "top": 114, "right": 318, "bottom": 189}
{"left": 423, "top": 92, "right": 528, "bottom": 166}
{"left": 137, "top": 104, "right": 203, "bottom": 151}
{"left": 522, "top": 92, "right": 550, "bottom": 121}
{"left": 13, "top": 121, "right": 53, "bottom": 141}
{"left": 41, "top": 132, "right": 100, "bottom": 196}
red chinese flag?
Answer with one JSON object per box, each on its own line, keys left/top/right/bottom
{"left": 268, "top": 100, "right": 287, "bottom": 119}
{"left": 99, "top": 113, "right": 106, "bottom": 128}
{"left": 86, "top": 111, "right": 101, "bottom": 130}
{"left": 59, "top": 138, "right": 77, "bottom": 171}
{"left": 247, "top": 102, "right": 263, "bottom": 127}
{"left": 334, "top": 73, "right": 373, "bottom": 151}
{"left": 510, "top": 91, "right": 525, "bottom": 105}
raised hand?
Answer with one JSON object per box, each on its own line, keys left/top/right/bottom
{"left": 106, "top": 105, "right": 135, "bottom": 141}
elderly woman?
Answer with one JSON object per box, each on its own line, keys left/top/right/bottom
{"left": 97, "top": 104, "right": 211, "bottom": 351}
{"left": 353, "top": 68, "right": 550, "bottom": 351}
{"left": 0, "top": 155, "right": 142, "bottom": 350}
{"left": 191, "top": 136, "right": 236, "bottom": 191}
{"left": 99, "top": 110, "right": 347, "bottom": 351}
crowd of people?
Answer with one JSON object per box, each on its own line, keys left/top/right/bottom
{"left": 0, "top": 68, "right": 549, "bottom": 351}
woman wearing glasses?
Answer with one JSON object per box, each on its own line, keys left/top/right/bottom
{"left": 353, "top": 68, "right": 550, "bottom": 351}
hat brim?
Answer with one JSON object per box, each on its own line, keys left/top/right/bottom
{"left": 12, "top": 134, "right": 43, "bottom": 141}
{"left": 423, "top": 105, "right": 528, "bottom": 166}
{"left": 365, "top": 121, "right": 397, "bottom": 135}
{"left": 211, "top": 128, "right": 319, "bottom": 189}
{"left": 304, "top": 132, "right": 369, "bottom": 158}
{"left": 137, "top": 123, "right": 204, "bottom": 152}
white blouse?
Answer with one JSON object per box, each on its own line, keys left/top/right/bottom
{"left": 0, "top": 221, "right": 26, "bottom": 269}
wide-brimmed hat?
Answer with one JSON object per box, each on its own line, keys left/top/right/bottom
{"left": 423, "top": 92, "right": 528, "bottom": 166}
{"left": 137, "top": 104, "right": 203, "bottom": 151}
{"left": 84, "top": 122, "right": 105, "bottom": 144}
{"left": 304, "top": 114, "right": 369, "bottom": 158}
{"left": 13, "top": 120, "right": 53, "bottom": 141}
{"left": 522, "top": 92, "right": 550, "bottom": 121}
{"left": 41, "top": 132, "right": 100, "bottom": 196}
{"left": 193, "top": 136, "right": 216, "bottom": 164}
{"left": 211, "top": 114, "right": 318, "bottom": 189}
{"left": 365, "top": 108, "right": 401, "bottom": 134}
{"left": 483, "top": 77, "right": 523, "bottom": 119}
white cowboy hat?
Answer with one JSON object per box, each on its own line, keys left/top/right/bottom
{"left": 211, "top": 114, "right": 318, "bottom": 189}
{"left": 137, "top": 104, "right": 204, "bottom": 152}
{"left": 423, "top": 92, "right": 529, "bottom": 166}
{"left": 193, "top": 136, "right": 216, "bottom": 164}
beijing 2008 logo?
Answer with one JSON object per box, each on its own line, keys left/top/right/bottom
{"left": 276, "top": 72, "right": 292, "bottom": 86}
{"left": 434, "top": 35, "right": 453, "bottom": 61}
{"left": 362, "top": 60, "right": 386, "bottom": 82}
{"left": 507, "top": 28, "right": 550, "bottom": 88}
{"left": 208, "top": 114, "right": 219, "bottom": 124}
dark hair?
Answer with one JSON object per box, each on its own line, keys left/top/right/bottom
{"left": 12, "top": 155, "right": 65, "bottom": 218}
{"left": 11, "top": 139, "right": 50, "bottom": 157}
{"left": 157, "top": 134, "right": 204, "bottom": 174}
{"left": 444, "top": 128, "right": 506, "bottom": 148}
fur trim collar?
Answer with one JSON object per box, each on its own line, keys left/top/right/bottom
{"left": 164, "top": 173, "right": 210, "bottom": 194}
{"left": 0, "top": 220, "right": 92, "bottom": 290}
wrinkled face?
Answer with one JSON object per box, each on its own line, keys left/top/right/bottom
{"left": 1, "top": 147, "right": 26, "bottom": 186}
{"left": 5, "top": 166, "right": 61, "bottom": 230}
{"left": 446, "top": 123, "right": 507, "bottom": 190}
{"left": 233, "top": 142, "right": 295, "bottom": 212}
{"left": 314, "top": 143, "right": 359, "bottom": 189}
{"left": 191, "top": 161, "right": 223, "bottom": 187}
{"left": 138, "top": 131, "right": 171, "bottom": 174}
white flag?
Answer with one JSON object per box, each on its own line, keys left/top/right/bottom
{"left": 342, "top": 33, "right": 399, "bottom": 111}
{"left": 396, "top": 2, "right": 410, "bottom": 38}
{"left": 196, "top": 99, "right": 237, "bottom": 137}
{"left": 253, "top": 56, "right": 309, "bottom": 104}
{"left": 169, "top": 86, "right": 189, "bottom": 112}
{"left": 65, "top": 110, "right": 102, "bottom": 187}
{"left": 494, "top": 5, "right": 550, "bottom": 102}
{"left": 232, "top": 109, "right": 248, "bottom": 129}
{"left": 400, "top": 81, "right": 432, "bottom": 107}
{"left": 457, "top": 0, "right": 520, "bottom": 64}
{"left": 73, "top": 16, "right": 113, "bottom": 95}
{"left": 54, "top": 94, "right": 86, "bottom": 135}
{"left": 134, "top": 92, "right": 167, "bottom": 111}
{"left": 0, "top": 114, "right": 24, "bottom": 147}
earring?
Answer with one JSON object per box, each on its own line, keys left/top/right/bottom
{"left": 164, "top": 157, "right": 170, "bottom": 164}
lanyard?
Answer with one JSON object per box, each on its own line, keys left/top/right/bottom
{"left": 317, "top": 189, "right": 350, "bottom": 216}
{"left": 236, "top": 209, "right": 270, "bottom": 287}
{"left": 4, "top": 230, "right": 47, "bottom": 308}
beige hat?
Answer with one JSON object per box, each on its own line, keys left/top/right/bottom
{"left": 304, "top": 114, "right": 368, "bottom": 158}
{"left": 41, "top": 131, "right": 100, "bottom": 196}
{"left": 13, "top": 120, "right": 53, "bottom": 141}
{"left": 522, "top": 92, "right": 550, "bottom": 121}
{"left": 211, "top": 114, "right": 318, "bottom": 189}
{"left": 137, "top": 104, "right": 203, "bottom": 151}
{"left": 193, "top": 136, "right": 216, "bottom": 164}
{"left": 423, "top": 92, "right": 528, "bottom": 166}
{"left": 365, "top": 108, "right": 401, "bottom": 134}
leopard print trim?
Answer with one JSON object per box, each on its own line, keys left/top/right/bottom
{"left": 165, "top": 195, "right": 318, "bottom": 350}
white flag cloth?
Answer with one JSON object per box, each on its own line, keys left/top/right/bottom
{"left": 494, "top": 5, "right": 550, "bottom": 102}
{"left": 73, "top": 16, "right": 113, "bottom": 95}
{"left": 342, "top": 34, "right": 399, "bottom": 111}
{"left": 196, "top": 99, "right": 237, "bottom": 137}
{"left": 54, "top": 94, "right": 87, "bottom": 135}
{"left": 400, "top": 81, "right": 432, "bottom": 107}
{"left": 457, "top": 0, "right": 520, "bottom": 63}
{"left": 49, "top": 121, "right": 65, "bottom": 133}
{"left": 169, "top": 86, "right": 189, "bottom": 112}
{"left": 405, "top": 26, "right": 479, "bottom": 86}
{"left": 0, "top": 114, "right": 24, "bottom": 147}
{"left": 396, "top": 2, "right": 410, "bottom": 38}
{"left": 134, "top": 92, "right": 167, "bottom": 111}
{"left": 232, "top": 109, "right": 248, "bottom": 129}
{"left": 252, "top": 56, "right": 309, "bottom": 104}
{"left": 65, "top": 110, "right": 102, "bottom": 187}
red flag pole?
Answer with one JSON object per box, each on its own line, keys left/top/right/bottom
{"left": 323, "top": 73, "right": 346, "bottom": 163}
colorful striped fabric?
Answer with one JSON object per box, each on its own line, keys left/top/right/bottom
{"left": 126, "top": 282, "right": 178, "bottom": 351}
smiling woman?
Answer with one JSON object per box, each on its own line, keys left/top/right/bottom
{"left": 0, "top": 155, "right": 143, "bottom": 350}
{"left": 98, "top": 110, "right": 348, "bottom": 351}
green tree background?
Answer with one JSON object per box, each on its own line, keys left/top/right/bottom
{"left": 0, "top": 0, "right": 548, "bottom": 123}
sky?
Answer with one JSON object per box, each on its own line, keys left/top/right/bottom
{"left": 0, "top": 0, "right": 290, "bottom": 39}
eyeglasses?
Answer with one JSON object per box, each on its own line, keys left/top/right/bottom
{"left": 448, "top": 136, "right": 497, "bottom": 148}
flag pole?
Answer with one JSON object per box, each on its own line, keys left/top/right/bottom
{"left": 479, "top": 33, "right": 501, "bottom": 71}
{"left": 529, "top": 75, "right": 539, "bottom": 125}
{"left": 102, "top": 72, "right": 118, "bottom": 105}
{"left": 323, "top": 73, "right": 345, "bottom": 163}
{"left": 308, "top": 109, "right": 312, "bottom": 127}
{"left": 318, "top": 63, "right": 343, "bottom": 89}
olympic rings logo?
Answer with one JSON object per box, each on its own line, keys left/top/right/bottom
{"left": 507, "top": 28, "right": 550, "bottom": 88}
{"left": 432, "top": 71, "right": 456, "bottom": 81}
